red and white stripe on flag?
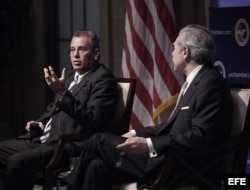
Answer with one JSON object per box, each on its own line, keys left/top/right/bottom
{"left": 121, "top": 0, "right": 184, "bottom": 129}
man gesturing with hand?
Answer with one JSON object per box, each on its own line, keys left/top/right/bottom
{"left": 44, "top": 66, "right": 67, "bottom": 98}
{"left": 0, "top": 29, "right": 118, "bottom": 190}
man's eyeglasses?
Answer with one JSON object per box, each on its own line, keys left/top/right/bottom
{"left": 69, "top": 47, "right": 91, "bottom": 55}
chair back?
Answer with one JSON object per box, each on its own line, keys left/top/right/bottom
{"left": 34, "top": 78, "right": 136, "bottom": 190}
{"left": 223, "top": 86, "right": 250, "bottom": 174}
{"left": 107, "top": 78, "right": 136, "bottom": 135}
{"left": 230, "top": 88, "right": 250, "bottom": 136}
{"left": 113, "top": 86, "right": 250, "bottom": 190}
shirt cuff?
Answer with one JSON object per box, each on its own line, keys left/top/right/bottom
{"left": 130, "top": 129, "right": 136, "bottom": 137}
{"left": 146, "top": 138, "right": 157, "bottom": 158}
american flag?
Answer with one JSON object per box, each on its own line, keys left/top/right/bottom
{"left": 121, "top": 0, "right": 184, "bottom": 129}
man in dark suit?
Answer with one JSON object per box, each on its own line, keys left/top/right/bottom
{"left": 65, "top": 24, "right": 233, "bottom": 190}
{"left": 0, "top": 29, "right": 118, "bottom": 190}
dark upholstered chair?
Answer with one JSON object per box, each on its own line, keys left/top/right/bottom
{"left": 33, "top": 78, "right": 137, "bottom": 190}
{"left": 113, "top": 86, "right": 250, "bottom": 190}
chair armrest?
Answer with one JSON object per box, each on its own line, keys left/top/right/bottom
{"left": 138, "top": 132, "right": 248, "bottom": 190}
{"left": 45, "top": 133, "right": 90, "bottom": 171}
{"left": 170, "top": 132, "right": 247, "bottom": 157}
{"left": 60, "top": 133, "right": 91, "bottom": 143}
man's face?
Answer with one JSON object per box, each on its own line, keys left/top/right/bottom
{"left": 172, "top": 38, "right": 186, "bottom": 73}
{"left": 69, "top": 36, "right": 99, "bottom": 74}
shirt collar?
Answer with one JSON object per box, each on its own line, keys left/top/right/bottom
{"left": 186, "top": 65, "right": 203, "bottom": 85}
{"left": 74, "top": 71, "right": 89, "bottom": 82}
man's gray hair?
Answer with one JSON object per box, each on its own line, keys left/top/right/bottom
{"left": 177, "top": 24, "right": 216, "bottom": 65}
{"left": 73, "top": 29, "right": 100, "bottom": 50}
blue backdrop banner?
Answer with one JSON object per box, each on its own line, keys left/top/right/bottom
{"left": 209, "top": 7, "right": 250, "bottom": 85}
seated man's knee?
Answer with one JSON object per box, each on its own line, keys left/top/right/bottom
{"left": 6, "top": 154, "right": 26, "bottom": 177}
{"left": 87, "top": 158, "right": 110, "bottom": 174}
{"left": 88, "top": 133, "right": 111, "bottom": 145}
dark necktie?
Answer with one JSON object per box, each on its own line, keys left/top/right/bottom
{"left": 168, "top": 81, "right": 188, "bottom": 120}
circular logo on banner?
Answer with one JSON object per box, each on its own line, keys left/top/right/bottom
{"left": 235, "top": 18, "right": 249, "bottom": 47}
{"left": 214, "top": 60, "right": 226, "bottom": 78}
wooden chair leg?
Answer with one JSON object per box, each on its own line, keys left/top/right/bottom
{"left": 56, "top": 178, "right": 61, "bottom": 190}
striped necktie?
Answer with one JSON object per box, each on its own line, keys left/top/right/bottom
{"left": 68, "top": 75, "right": 79, "bottom": 92}
{"left": 40, "top": 75, "right": 80, "bottom": 143}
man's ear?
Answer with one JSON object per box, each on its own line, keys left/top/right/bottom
{"left": 183, "top": 47, "right": 191, "bottom": 62}
{"left": 94, "top": 49, "right": 100, "bottom": 60}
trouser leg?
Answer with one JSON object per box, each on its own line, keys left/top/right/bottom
{"left": 7, "top": 144, "right": 55, "bottom": 190}
{"left": 79, "top": 158, "right": 114, "bottom": 190}
{"left": 66, "top": 133, "right": 149, "bottom": 190}
{"left": 0, "top": 138, "right": 55, "bottom": 190}
{"left": 0, "top": 139, "right": 33, "bottom": 168}
{"left": 0, "top": 138, "right": 34, "bottom": 190}
{"left": 0, "top": 171, "right": 7, "bottom": 190}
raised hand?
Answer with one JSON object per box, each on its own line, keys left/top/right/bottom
{"left": 44, "top": 66, "right": 67, "bottom": 97}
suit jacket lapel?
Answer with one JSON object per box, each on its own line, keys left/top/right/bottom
{"left": 166, "top": 85, "right": 194, "bottom": 123}
{"left": 65, "top": 72, "right": 75, "bottom": 89}
{"left": 167, "top": 66, "right": 208, "bottom": 123}
{"left": 69, "top": 64, "right": 100, "bottom": 96}
{"left": 71, "top": 77, "right": 88, "bottom": 96}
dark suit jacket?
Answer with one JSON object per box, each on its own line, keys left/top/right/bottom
{"left": 65, "top": 65, "right": 233, "bottom": 189}
{"left": 33, "top": 63, "right": 118, "bottom": 145}
{"left": 136, "top": 65, "right": 233, "bottom": 156}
